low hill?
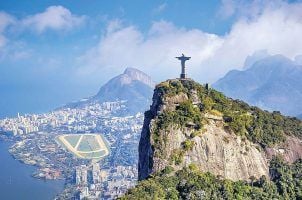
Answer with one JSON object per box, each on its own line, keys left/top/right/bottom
{"left": 122, "top": 78, "right": 302, "bottom": 199}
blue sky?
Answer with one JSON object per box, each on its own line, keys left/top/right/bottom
{"left": 0, "top": 0, "right": 302, "bottom": 117}
{"left": 0, "top": 0, "right": 230, "bottom": 33}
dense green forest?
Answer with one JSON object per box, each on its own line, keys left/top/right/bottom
{"left": 122, "top": 158, "right": 302, "bottom": 200}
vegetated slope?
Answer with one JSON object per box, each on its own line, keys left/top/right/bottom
{"left": 213, "top": 55, "right": 302, "bottom": 117}
{"left": 123, "top": 78, "right": 302, "bottom": 199}
{"left": 122, "top": 158, "right": 302, "bottom": 199}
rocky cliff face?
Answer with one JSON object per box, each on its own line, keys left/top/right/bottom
{"left": 138, "top": 79, "right": 302, "bottom": 181}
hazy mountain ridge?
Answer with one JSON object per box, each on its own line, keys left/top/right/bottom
{"left": 64, "top": 68, "right": 155, "bottom": 115}
{"left": 213, "top": 54, "right": 302, "bottom": 116}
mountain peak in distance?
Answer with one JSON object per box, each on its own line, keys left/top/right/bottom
{"left": 63, "top": 67, "right": 155, "bottom": 115}
{"left": 213, "top": 54, "right": 302, "bottom": 116}
{"left": 93, "top": 67, "right": 155, "bottom": 114}
{"left": 117, "top": 67, "right": 155, "bottom": 88}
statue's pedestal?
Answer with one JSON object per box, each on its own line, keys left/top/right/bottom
{"left": 180, "top": 73, "right": 186, "bottom": 79}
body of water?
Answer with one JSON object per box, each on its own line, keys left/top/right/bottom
{"left": 0, "top": 140, "right": 65, "bottom": 200}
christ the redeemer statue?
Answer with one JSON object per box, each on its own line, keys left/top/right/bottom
{"left": 176, "top": 54, "right": 191, "bottom": 79}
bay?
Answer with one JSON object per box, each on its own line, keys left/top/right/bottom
{"left": 0, "top": 140, "right": 65, "bottom": 200}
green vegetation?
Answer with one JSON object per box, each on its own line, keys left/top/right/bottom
{"left": 188, "top": 163, "right": 198, "bottom": 171}
{"left": 154, "top": 79, "right": 302, "bottom": 147}
{"left": 182, "top": 139, "right": 195, "bottom": 151}
{"left": 150, "top": 79, "right": 302, "bottom": 169}
{"left": 209, "top": 109, "right": 223, "bottom": 117}
{"left": 122, "top": 158, "right": 302, "bottom": 200}
{"left": 151, "top": 99, "right": 202, "bottom": 155}
{"left": 269, "top": 157, "right": 302, "bottom": 199}
{"left": 208, "top": 89, "right": 302, "bottom": 147}
{"left": 190, "top": 130, "right": 202, "bottom": 138}
{"left": 161, "top": 166, "right": 174, "bottom": 175}
{"left": 127, "top": 79, "right": 302, "bottom": 199}
{"left": 170, "top": 149, "right": 185, "bottom": 165}
{"left": 155, "top": 100, "right": 202, "bottom": 131}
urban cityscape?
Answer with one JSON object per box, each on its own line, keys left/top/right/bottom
{"left": 0, "top": 100, "right": 143, "bottom": 199}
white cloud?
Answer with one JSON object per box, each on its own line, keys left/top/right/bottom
{"left": 76, "top": 20, "right": 223, "bottom": 82}
{"left": 0, "top": 12, "right": 15, "bottom": 47}
{"left": 106, "top": 19, "right": 124, "bottom": 35}
{"left": 209, "top": 2, "right": 302, "bottom": 75}
{"left": 0, "top": 41, "right": 32, "bottom": 61}
{"left": 0, "top": 12, "right": 15, "bottom": 31}
{"left": 217, "top": 0, "right": 285, "bottom": 19}
{"left": 21, "top": 5, "right": 86, "bottom": 33}
{"left": 77, "top": 1, "right": 302, "bottom": 84}
{"left": 218, "top": 0, "right": 237, "bottom": 18}
{"left": 0, "top": 6, "right": 85, "bottom": 62}
{"left": 153, "top": 3, "right": 167, "bottom": 14}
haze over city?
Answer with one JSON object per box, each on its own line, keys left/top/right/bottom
{"left": 1, "top": 0, "right": 302, "bottom": 117}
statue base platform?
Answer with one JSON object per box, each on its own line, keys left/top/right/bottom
{"left": 180, "top": 73, "right": 187, "bottom": 79}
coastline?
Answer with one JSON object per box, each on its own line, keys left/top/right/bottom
{"left": 0, "top": 138, "right": 65, "bottom": 200}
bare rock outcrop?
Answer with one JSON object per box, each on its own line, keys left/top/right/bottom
{"left": 265, "top": 136, "right": 302, "bottom": 163}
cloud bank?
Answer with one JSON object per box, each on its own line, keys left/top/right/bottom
{"left": 77, "top": 1, "right": 302, "bottom": 83}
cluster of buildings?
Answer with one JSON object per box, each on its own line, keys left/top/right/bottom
{"left": 76, "top": 163, "right": 107, "bottom": 200}
{"left": 0, "top": 113, "right": 40, "bottom": 135}
{"left": 8, "top": 131, "right": 71, "bottom": 180}
{"left": 74, "top": 163, "right": 138, "bottom": 199}
{"left": 0, "top": 100, "right": 144, "bottom": 199}
{"left": 103, "top": 165, "right": 137, "bottom": 199}
{"left": 0, "top": 101, "right": 127, "bottom": 135}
